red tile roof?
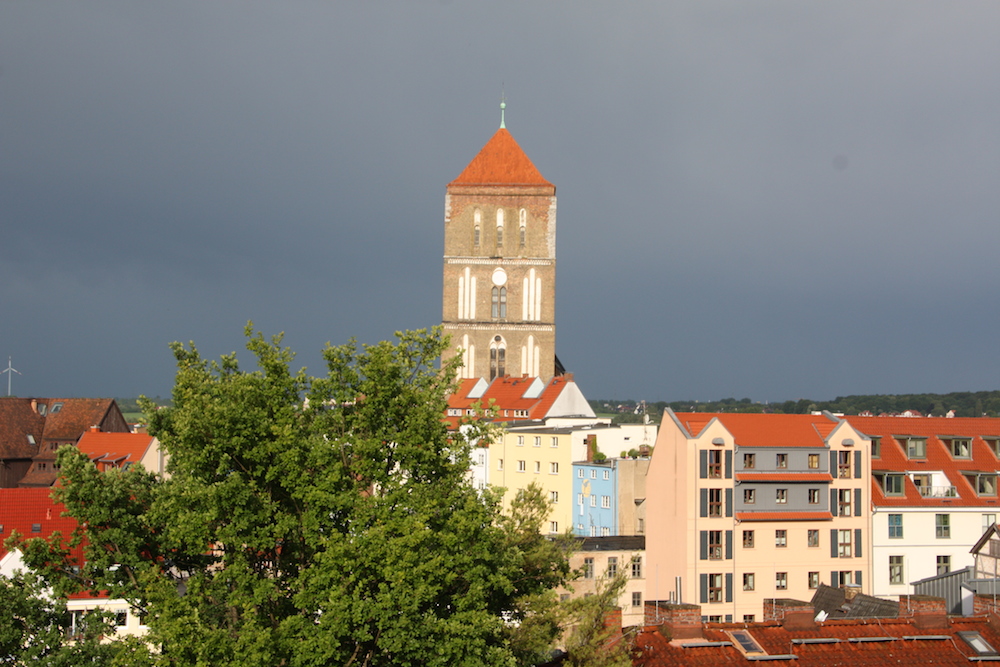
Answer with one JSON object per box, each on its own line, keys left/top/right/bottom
{"left": 0, "top": 399, "right": 44, "bottom": 459}
{"left": 632, "top": 616, "right": 1000, "bottom": 666}
{"left": 846, "top": 416, "right": 1000, "bottom": 508}
{"left": 38, "top": 399, "right": 121, "bottom": 441}
{"left": 76, "top": 431, "right": 155, "bottom": 469}
{"left": 735, "top": 511, "right": 834, "bottom": 521}
{"left": 673, "top": 412, "right": 842, "bottom": 447}
{"left": 0, "top": 487, "right": 80, "bottom": 560}
{"left": 444, "top": 375, "right": 577, "bottom": 430}
{"left": 448, "top": 128, "right": 553, "bottom": 187}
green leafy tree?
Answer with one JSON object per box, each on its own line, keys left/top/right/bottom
{"left": 20, "top": 326, "right": 571, "bottom": 667}
{"left": 560, "top": 570, "right": 633, "bottom": 667}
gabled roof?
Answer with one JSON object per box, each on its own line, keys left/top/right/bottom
{"left": 672, "top": 412, "right": 842, "bottom": 447}
{"left": 0, "top": 399, "right": 44, "bottom": 459}
{"left": 846, "top": 416, "right": 1000, "bottom": 508}
{"left": 38, "top": 398, "right": 119, "bottom": 441}
{"left": 448, "top": 128, "right": 553, "bottom": 188}
{"left": 445, "top": 375, "right": 590, "bottom": 429}
{"left": 0, "top": 487, "right": 79, "bottom": 560}
{"left": 76, "top": 430, "right": 156, "bottom": 467}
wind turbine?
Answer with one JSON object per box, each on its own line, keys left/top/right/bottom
{"left": 1, "top": 357, "right": 21, "bottom": 396}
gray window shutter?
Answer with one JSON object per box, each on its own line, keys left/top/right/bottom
{"left": 725, "top": 450, "right": 733, "bottom": 479}
{"left": 854, "top": 488, "right": 862, "bottom": 517}
{"left": 700, "top": 531, "right": 708, "bottom": 560}
{"left": 725, "top": 573, "right": 733, "bottom": 602}
{"left": 855, "top": 570, "right": 862, "bottom": 586}
{"left": 725, "top": 530, "right": 733, "bottom": 560}
{"left": 700, "top": 573, "right": 708, "bottom": 604}
{"left": 830, "top": 451, "right": 837, "bottom": 474}
{"left": 700, "top": 450, "right": 708, "bottom": 479}
{"left": 830, "top": 489, "right": 838, "bottom": 516}
{"left": 831, "top": 571, "right": 839, "bottom": 587}
{"left": 725, "top": 488, "right": 733, "bottom": 518}
{"left": 854, "top": 450, "right": 862, "bottom": 478}
{"left": 830, "top": 529, "right": 838, "bottom": 558}
{"left": 700, "top": 489, "right": 708, "bottom": 517}
{"left": 855, "top": 528, "right": 862, "bottom": 557}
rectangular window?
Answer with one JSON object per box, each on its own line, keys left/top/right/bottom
{"left": 550, "top": 491, "right": 559, "bottom": 503}
{"left": 937, "top": 555, "right": 951, "bottom": 575}
{"left": 872, "top": 437, "right": 881, "bottom": 458}
{"left": 551, "top": 437, "right": 559, "bottom": 448}
{"left": 775, "top": 530, "right": 787, "bottom": 548}
{"left": 708, "top": 450, "right": 722, "bottom": 478}
{"left": 950, "top": 438, "right": 972, "bottom": 459}
{"left": 709, "top": 531, "right": 723, "bottom": 560}
{"left": 31, "top": 523, "right": 41, "bottom": 533}
{"left": 838, "top": 489, "right": 851, "bottom": 516}
{"left": 743, "top": 615, "right": 756, "bottom": 623}
{"left": 583, "top": 558, "right": 594, "bottom": 579}
{"left": 590, "top": 470, "right": 596, "bottom": 479}
{"left": 838, "top": 451, "right": 851, "bottom": 478}
{"left": 839, "top": 571, "right": 854, "bottom": 585}
{"left": 985, "top": 514, "right": 997, "bottom": 534}
{"left": 600, "top": 526, "right": 610, "bottom": 536}
{"left": 534, "top": 436, "right": 541, "bottom": 447}
{"left": 808, "top": 489, "right": 820, "bottom": 504}
{"left": 549, "top": 521, "right": 558, "bottom": 533}
{"left": 607, "top": 557, "right": 618, "bottom": 577}
{"left": 115, "top": 612, "right": 127, "bottom": 627}
{"left": 776, "top": 572, "right": 787, "bottom": 590}
{"left": 601, "top": 495, "right": 610, "bottom": 509}
{"left": 986, "top": 438, "right": 1000, "bottom": 458}
{"left": 603, "top": 470, "right": 610, "bottom": 480}
{"left": 776, "top": 489, "right": 787, "bottom": 504}
{"left": 743, "top": 530, "right": 755, "bottom": 548}
{"left": 637, "top": 518, "right": 644, "bottom": 534}
{"left": 808, "top": 529, "right": 819, "bottom": 548}
{"left": 744, "top": 453, "right": 756, "bottom": 469}
{"left": 632, "top": 592, "right": 642, "bottom": 607}
{"left": 632, "top": 557, "right": 642, "bottom": 578}
{"left": 776, "top": 453, "right": 788, "bottom": 468}
{"left": 888, "top": 513, "right": 903, "bottom": 538}
{"left": 498, "top": 459, "right": 504, "bottom": 471}
{"left": 578, "top": 469, "right": 583, "bottom": 478}
{"left": 743, "top": 572, "right": 755, "bottom": 591}
{"left": 590, "top": 496, "right": 596, "bottom": 507}
{"left": 979, "top": 474, "right": 998, "bottom": 497}
{"left": 906, "top": 437, "right": 927, "bottom": 459}
{"left": 838, "top": 529, "right": 852, "bottom": 558}
{"left": 744, "top": 488, "right": 755, "bottom": 504}
{"left": 808, "top": 571, "right": 820, "bottom": 589}
{"left": 550, "top": 462, "right": 559, "bottom": 474}
{"left": 889, "top": 556, "right": 904, "bottom": 584}
{"left": 708, "top": 574, "right": 723, "bottom": 602}
{"left": 808, "top": 453, "right": 820, "bottom": 469}
{"left": 884, "top": 474, "right": 905, "bottom": 496}
{"left": 517, "top": 436, "right": 524, "bottom": 446}
{"left": 517, "top": 460, "right": 526, "bottom": 472}
{"left": 708, "top": 489, "right": 722, "bottom": 517}
{"left": 936, "top": 514, "right": 951, "bottom": 539}
{"left": 534, "top": 461, "right": 541, "bottom": 473}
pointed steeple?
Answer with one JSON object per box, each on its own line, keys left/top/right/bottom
{"left": 448, "top": 128, "right": 552, "bottom": 187}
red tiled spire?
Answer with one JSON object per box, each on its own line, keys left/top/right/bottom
{"left": 448, "top": 129, "right": 552, "bottom": 187}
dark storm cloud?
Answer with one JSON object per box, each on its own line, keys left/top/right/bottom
{"left": 1, "top": 1, "right": 999, "bottom": 402}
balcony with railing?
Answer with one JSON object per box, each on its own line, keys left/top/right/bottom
{"left": 917, "top": 484, "right": 957, "bottom": 498}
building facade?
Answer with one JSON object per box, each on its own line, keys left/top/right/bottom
{"left": 442, "top": 111, "right": 558, "bottom": 380}
{"left": 646, "top": 410, "right": 872, "bottom": 623}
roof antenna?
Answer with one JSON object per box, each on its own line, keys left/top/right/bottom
{"left": 500, "top": 84, "right": 506, "bottom": 129}
{"left": 1, "top": 356, "right": 21, "bottom": 396}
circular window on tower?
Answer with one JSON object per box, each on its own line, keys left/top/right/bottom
{"left": 491, "top": 267, "right": 507, "bottom": 286}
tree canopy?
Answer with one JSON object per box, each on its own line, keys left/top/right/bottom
{"left": 15, "top": 326, "right": 573, "bottom": 666}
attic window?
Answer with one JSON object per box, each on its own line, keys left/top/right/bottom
{"left": 50, "top": 402, "right": 63, "bottom": 413}
{"left": 946, "top": 438, "right": 972, "bottom": 459}
{"left": 728, "top": 630, "right": 765, "bottom": 655}
{"left": 959, "top": 631, "right": 999, "bottom": 656}
{"left": 26, "top": 435, "right": 35, "bottom": 445}
{"left": 984, "top": 437, "right": 1000, "bottom": 458}
{"left": 898, "top": 436, "right": 927, "bottom": 459}
{"left": 31, "top": 523, "right": 41, "bottom": 533}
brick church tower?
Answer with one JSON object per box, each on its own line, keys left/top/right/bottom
{"left": 442, "top": 104, "right": 559, "bottom": 381}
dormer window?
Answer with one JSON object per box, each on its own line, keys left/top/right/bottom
{"left": 946, "top": 438, "right": 972, "bottom": 459}
{"left": 50, "top": 402, "right": 62, "bottom": 414}
{"left": 883, "top": 473, "right": 905, "bottom": 496}
{"left": 899, "top": 436, "right": 927, "bottom": 459}
{"left": 976, "top": 473, "right": 998, "bottom": 496}
{"left": 871, "top": 437, "right": 881, "bottom": 458}
{"left": 984, "top": 437, "right": 1000, "bottom": 457}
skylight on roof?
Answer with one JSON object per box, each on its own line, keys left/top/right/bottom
{"left": 959, "top": 631, "right": 999, "bottom": 656}
{"left": 728, "top": 630, "right": 765, "bottom": 655}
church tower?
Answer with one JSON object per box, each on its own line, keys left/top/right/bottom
{"left": 442, "top": 104, "right": 558, "bottom": 381}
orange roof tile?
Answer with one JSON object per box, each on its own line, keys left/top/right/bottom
{"left": 674, "top": 412, "right": 843, "bottom": 447}
{"left": 846, "top": 415, "right": 1000, "bottom": 508}
{"left": 448, "top": 129, "right": 552, "bottom": 187}
{"left": 0, "top": 487, "right": 80, "bottom": 560}
{"left": 76, "top": 431, "right": 155, "bottom": 465}
{"left": 443, "top": 376, "right": 574, "bottom": 428}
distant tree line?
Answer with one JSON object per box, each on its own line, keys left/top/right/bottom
{"left": 592, "top": 391, "right": 1000, "bottom": 422}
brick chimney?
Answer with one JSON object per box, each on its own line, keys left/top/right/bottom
{"left": 585, "top": 434, "right": 597, "bottom": 463}
{"left": 764, "top": 599, "right": 816, "bottom": 629}
{"left": 900, "top": 595, "right": 949, "bottom": 630}
{"left": 644, "top": 601, "right": 702, "bottom": 640}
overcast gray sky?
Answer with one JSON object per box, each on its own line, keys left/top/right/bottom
{"left": 2, "top": 2, "right": 999, "bottom": 403}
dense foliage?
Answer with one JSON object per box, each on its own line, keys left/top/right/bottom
{"left": 14, "top": 326, "right": 574, "bottom": 666}
{"left": 595, "top": 390, "right": 1000, "bottom": 421}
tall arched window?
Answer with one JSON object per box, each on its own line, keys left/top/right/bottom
{"left": 490, "top": 335, "right": 506, "bottom": 380}
{"left": 491, "top": 286, "right": 507, "bottom": 318}
{"left": 519, "top": 209, "right": 526, "bottom": 246}
{"left": 496, "top": 209, "right": 504, "bottom": 246}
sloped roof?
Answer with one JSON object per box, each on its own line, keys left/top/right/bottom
{"left": 76, "top": 431, "right": 155, "bottom": 465}
{"left": 39, "top": 398, "right": 117, "bottom": 441}
{"left": 0, "top": 399, "right": 44, "bottom": 459}
{"left": 0, "top": 487, "right": 79, "bottom": 560}
{"left": 673, "top": 412, "right": 842, "bottom": 447}
{"left": 448, "top": 128, "right": 553, "bottom": 187}
{"left": 632, "top": 615, "right": 1000, "bottom": 666}
{"left": 444, "top": 375, "right": 581, "bottom": 429}
{"left": 846, "top": 416, "right": 1000, "bottom": 508}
